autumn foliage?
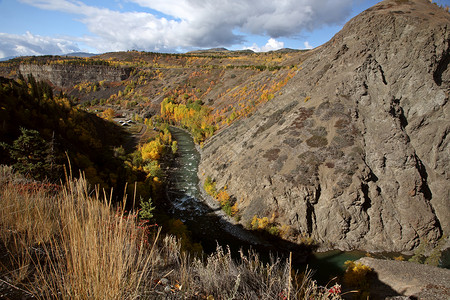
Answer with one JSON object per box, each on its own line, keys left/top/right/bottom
{"left": 204, "top": 177, "right": 238, "bottom": 217}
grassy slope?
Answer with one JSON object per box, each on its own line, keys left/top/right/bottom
{"left": 0, "top": 166, "right": 340, "bottom": 299}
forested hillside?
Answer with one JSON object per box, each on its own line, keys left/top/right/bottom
{"left": 0, "top": 75, "right": 136, "bottom": 196}
{"left": 0, "top": 49, "right": 303, "bottom": 146}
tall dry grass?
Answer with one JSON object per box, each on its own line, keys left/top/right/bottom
{"left": 32, "top": 178, "right": 157, "bottom": 299}
{"left": 0, "top": 165, "right": 342, "bottom": 299}
{"left": 0, "top": 166, "right": 59, "bottom": 287}
{"left": 0, "top": 166, "right": 157, "bottom": 299}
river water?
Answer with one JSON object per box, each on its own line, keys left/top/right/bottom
{"left": 164, "top": 126, "right": 448, "bottom": 283}
{"left": 164, "top": 127, "right": 272, "bottom": 255}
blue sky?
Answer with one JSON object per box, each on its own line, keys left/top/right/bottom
{"left": 0, "top": 0, "right": 448, "bottom": 59}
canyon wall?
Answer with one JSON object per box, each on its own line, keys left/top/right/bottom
{"left": 199, "top": 0, "right": 449, "bottom": 252}
{"left": 18, "top": 64, "right": 131, "bottom": 87}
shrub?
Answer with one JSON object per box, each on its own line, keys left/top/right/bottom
{"left": 216, "top": 189, "right": 230, "bottom": 206}
{"left": 203, "top": 178, "right": 238, "bottom": 216}
{"left": 268, "top": 225, "right": 280, "bottom": 236}
{"left": 251, "top": 216, "right": 270, "bottom": 231}
{"left": 204, "top": 176, "right": 218, "bottom": 197}
{"left": 222, "top": 202, "right": 233, "bottom": 216}
{"left": 139, "top": 197, "right": 155, "bottom": 221}
{"left": 343, "top": 261, "right": 372, "bottom": 298}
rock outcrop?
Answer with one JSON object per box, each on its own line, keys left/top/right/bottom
{"left": 356, "top": 257, "right": 450, "bottom": 299}
{"left": 199, "top": 0, "right": 449, "bottom": 252}
{"left": 18, "top": 64, "right": 131, "bottom": 87}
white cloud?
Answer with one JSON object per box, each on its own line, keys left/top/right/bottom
{"left": 0, "top": 32, "right": 81, "bottom": 58}
{"left": 303, "top": 41, "right": 313, "bottom": 49}
{"left": 262, "top": 38, "right": 284, "bottom": 51}
{"left": 5, "top": 0, "right": 354, "bottom": 56}
{"left": 246, "top": 38, "right": 285, "bottom": 52}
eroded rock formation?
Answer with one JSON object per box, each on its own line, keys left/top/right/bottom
{"left": 18, "top": 64, "right": 131, "bottom": 88}
{"left": 199, "top": 0, "right": 449, "bottom": 252}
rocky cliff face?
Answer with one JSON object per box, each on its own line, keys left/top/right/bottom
{"left": 18, "top": 64, "right": 131, "bottom": 87}
{"left": 199, "top": 0, "right": 449, "bottom": 252}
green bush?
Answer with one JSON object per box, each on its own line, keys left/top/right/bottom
{"left": 204, "top": 176, "right": 217, "bottom": 197}
{"left": 139, "top": 197, "right": 155, "bottom": 221}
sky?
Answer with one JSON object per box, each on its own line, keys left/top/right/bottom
{"left": 0, "top": 0, "right": 449, "bottom": 59}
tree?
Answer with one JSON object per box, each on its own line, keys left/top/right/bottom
{"left": 102, "top": 108, "right": 115, "bottom": 120}
{"left": 1, "top": 128, "right": 61, "bottom": 181}
{"left": 139, "top": 197, "right": 155, "bottom": 221}
{"left": 141, "top": 139, "right": 164, "bottom": 161}
{"left": 171, "top": 141, "right": 178, "bottom": 154}
{"left": 143, "top": 160, "right": 163, "bottom": 178}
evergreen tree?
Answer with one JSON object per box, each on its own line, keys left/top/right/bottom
{"left": 1, "top": 128, "right": 62, "bottom": 181}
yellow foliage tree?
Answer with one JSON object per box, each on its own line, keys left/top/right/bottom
{"left": 343, "top": 261, "right": 372, "bottom": 298}
{"left": 141, "top": 139, "right": 164, "bottom": 161}
{"left": 231, "top": 202, "right": 239, "bottom": 216}
{"left": 102, "top": 108, "right": 115, "bottom": 120}
{"left": 216, "top": 190, "right": 230, "bottom": 206}
{"left": 251, "top": 216, "right": 270, "bottom": 230}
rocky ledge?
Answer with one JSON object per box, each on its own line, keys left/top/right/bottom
{"left": 357, "top": 257, "right": 450, "bottom": 299}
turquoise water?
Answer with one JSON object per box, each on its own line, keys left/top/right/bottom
{"left": 308, "top": 250, "right": 367, "bottom": 283}
{"left": 439, "top": 248, "right": 450, "bottom": 268}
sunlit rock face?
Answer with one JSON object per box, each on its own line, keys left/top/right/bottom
{"left": 18, "top": 64, "right": 131, "bottom": 88}
{"left": 199, "top": 0, "right": 449, "bottom": 252}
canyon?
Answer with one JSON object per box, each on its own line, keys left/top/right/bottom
{"left": 2, "top": 0, "right": 448, "bottom": 254}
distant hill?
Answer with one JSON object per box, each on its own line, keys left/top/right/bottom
{"left": 0, "top": 52, "right": 97, "bottom": 62}
{"left": 0, "top": 56, "right": 18, "bottom": 62}
{"left": 272, "top": 48, "right": 303, "bottom": 53}
{"left": 187, "top": 47, "right": 230, "bottom": 54}
{"left": 63, "top": 52, "right": 97, "bottom": 57}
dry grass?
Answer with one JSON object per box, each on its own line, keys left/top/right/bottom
{"left": 0, "top": 166, "right": 155, "bottom": 299}
{"left": 0, "top": 165, "right": 342, "bottom": 299}
{"left": 32, "top": 180, "right": 156, "bottom": 299}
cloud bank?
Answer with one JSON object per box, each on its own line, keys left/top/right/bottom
{"left": 0, "top": 32, "right": 81, "bottom": 59}
{"left": 1, "top": 0, "right": 354, "bottom": 58}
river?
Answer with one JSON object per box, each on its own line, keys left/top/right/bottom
{"left": 164, "top": 127, "right": 272, "bottom": 254}
{"left": 164, "top": 126, "right": 448, "bottom": 284}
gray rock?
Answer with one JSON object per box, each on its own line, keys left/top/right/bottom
{"left": 18, "top": 64, "right": 131, "bottom": 87}
{"left": 199, "top": 0, "right": 449, "bottom": 252}
{"left": 356, "top": 257, "right": 450, "bottom": 299}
